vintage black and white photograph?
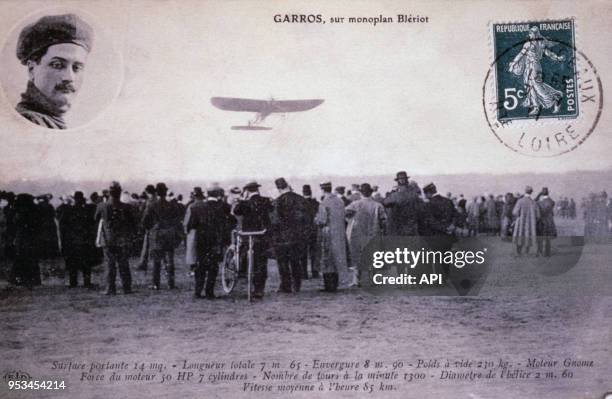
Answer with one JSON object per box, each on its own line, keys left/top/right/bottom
{"left": 0, "top": 1, "right": 611, "bottom": 398}
{"left": 0, "top": 7, "right": 122, "bottom": 130}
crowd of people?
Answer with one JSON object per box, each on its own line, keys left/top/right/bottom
{"left": 0, "top": 171, "right": 610, "bottom": 298}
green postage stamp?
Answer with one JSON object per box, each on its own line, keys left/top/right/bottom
{"left": 483, "top": 18, "right": 602, "bottom": 157}
{"left": 492, "top": 19, "right": 577, "bottom": 121}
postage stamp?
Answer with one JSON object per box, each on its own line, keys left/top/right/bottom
{"left": 492, "top": 19, "right": 577, "bottom": 121}
{"left": 483, "top": 18, "right": 603, "bottom": 157}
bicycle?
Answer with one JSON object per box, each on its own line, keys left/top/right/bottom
{"left": 221, "top": 229, "right": 266, "bottom": 301}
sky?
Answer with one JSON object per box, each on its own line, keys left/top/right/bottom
{"left": 0, "top": 0, "right": 611, "bottom": 184}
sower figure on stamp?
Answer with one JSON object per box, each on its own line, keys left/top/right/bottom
{"left": 141, "top": 183, "right": 181, "bottom": 290}
{"left": 233, "top": 181, "right": 273, "bottom": 299}
{"left": 272, "top": 178, "right": 309, "bottom": 294}
{"left": 95, "top": 181, "right": 135, "bottom": 295}
{"left": 512, "top": 186, "right": 540, "bottom": 256}
{"left": 535, "top": 187, "right": 557, "bottom": 257}
{"left": 184, "top": 187, "right": 227, "bottom": 299}
{"left": 58, "top": 191, "right": 96, "bottom": 288}
{"left": 315, "top": 182, "right": 349, "bottom": 292}
{"left": 508, "top": 26, "right": 566, "bottom": 116}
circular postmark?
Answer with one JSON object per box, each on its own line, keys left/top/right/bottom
{"left": 483, "top": 23, "right": 603, "bottom": 157}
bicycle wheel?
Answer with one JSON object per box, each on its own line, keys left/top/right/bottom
{"left": 221, "top": 245, "right": 238, "bottom": 294}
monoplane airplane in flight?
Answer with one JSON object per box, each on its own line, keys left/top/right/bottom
{"left": 210, "top": 97, "right": 324, "bottom": 130}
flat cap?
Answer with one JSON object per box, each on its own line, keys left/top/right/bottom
{"left": 17, "top": 13, "right": 94, "bottom": 64}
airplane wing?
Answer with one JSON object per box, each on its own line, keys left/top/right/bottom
{"left": 211, "top": 97, "right": 271, "bottom": 113}
{"left": 211, "top": 97, "right": 324, "bottom": 113}
{"left": 270, "top": 99, "right": 324, "bottom": 113}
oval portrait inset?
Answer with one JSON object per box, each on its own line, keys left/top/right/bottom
{"left": 0, "top": 8, "right": 123, "bottom": 130}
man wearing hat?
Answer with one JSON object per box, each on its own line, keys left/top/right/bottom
{"left": 420, "top": 182, "right": 456, "bottom": 236}
{"left": 348, "top": 184, "right": 362, "bottom": 203}
{"left": 94, "top": 181, "right": 136, "bottom": 295}
{"left": 15, "top": 14, "right": 94, "bottom": 129}
{"left": 535, "top": 187, "right": 556, "bottom": 257}
{"left": 137, "top": 184, "right": 157, "bottom": 271}
{"left": 298, "top": 184, "right": 320, "bottom": 279}
{"left": 141, "top": 183, "right": 182, "bottom": 290}
{"left": 345, "top": 183, "right": 387, "bottom": 287}
{"left": 184, "top": 187, "right": 204, "bottom": 276}
{"left": 383, "top": 171, "right": 423, "bottom": 236}
{"left": 58, "top": 191, "right": 97, "bottom": 288}
{"left": 233, "top": 181, "right": 273, "bottom": 299}
{"left": 183, "top": 187, "right": 228, "bottom": 298}
{"left": 36, "top": 193, "right": 60, "bottom": 259}
{"left": 372, "top": 185, "right": 383, "bottom": 203}
{"left": 271, "top": 178, "right": 309, "bottom": 293}
{"left": 420, "top": 183, "right": 457, "bottom": 276}
{"left": 11, "top": 193, "right": 42, "bottom": 288}
{"left": 315, "top": 182, "right": 349, "bottom": 292}
{"left": 512, "top": 186, "right": 540, "bottom": 256}
{"left": 335, "top": 186, "right": 350, "bottom": 206}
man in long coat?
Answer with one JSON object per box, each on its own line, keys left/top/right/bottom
{"left": 501, "top": 193, "right": 517, "bottom": 240}
{"left": 512, "top": 186, "right": 540, "bottom": 255}
{"left": 184, "top": 187, "right": 204, "bottom": 274}
{"left": 58, "top": 191, "right": 96, "bottom": 288}
{"left": 272, "top": 178, "right": 309, "bottom": 293}
{"left": 484, "top": 194, "right": 499, "bottom": 235}
{"left": 345, "top": 183, "right": 386, "bottom": 287}
{"left": 184, "top": 187, "right": 227, "bottom": 299}
{"left": 37, "top": 195, "right": 59, "bottom": 259}
{"left": 137, "top": 184, "right": 157, "bottom": 271}
{"left": 383, "top": 171, "right": 423, "bottom": 236}
{"left": 13, "top": 194, "right": 41, "bottom": 288}
{"left": 95, "top": 182, "right": 136, "bottom": 295}
{"left": 315, "top": 182, "right": 349, "bottom": 291}
{"left": 233, "top": 181, "right": 273, "bottom": 299}
{"left": 299, "top": 185, "right": 319, "bottom": 279}
{"left": 536, "top": 187, "right": 556, "bottom": 257}
{"left": 141, "top": 183, "right": 182, "bottom": 290}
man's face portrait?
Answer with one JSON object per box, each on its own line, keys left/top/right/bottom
{"left": 12, "top": 13, "right": 94, "bottom": 129}
{"left": 27, "top": 43, "right": 88, "bottom": 113}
